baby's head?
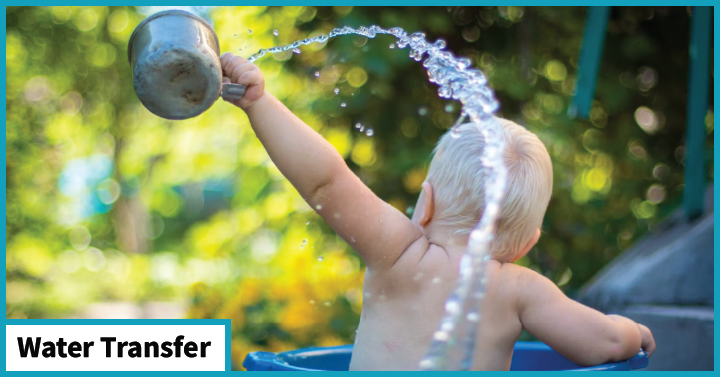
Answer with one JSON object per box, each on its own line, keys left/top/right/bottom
{"left": 413, "top": 118, "right": 553, "bottom": 262}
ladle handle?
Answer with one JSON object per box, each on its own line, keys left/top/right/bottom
{"left": 221, "top": 83, "right": 246, "bottom": 100}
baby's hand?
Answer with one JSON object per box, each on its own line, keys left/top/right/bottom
{"left": 638, "top": 323, "right": 655, "bottom": 357}
{"left": 220, "top": 53, "right": 265, "bottom": 110}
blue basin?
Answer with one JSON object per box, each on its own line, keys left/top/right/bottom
{"left": 243, "top": 341, "right": 649, "bottom": 371}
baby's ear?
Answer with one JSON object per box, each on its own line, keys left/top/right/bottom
{"left": 419, "top": 182, "right": 434, "bottom": 226}
{"left": 525, "top": 228, "right": 541, "bottom": 251}
{"left": 510, "top": 229, "right": 540, "bottom": 262}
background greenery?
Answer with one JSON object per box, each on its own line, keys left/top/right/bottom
{"left": 6, "top": 6, "right": 714, "bottom": 369}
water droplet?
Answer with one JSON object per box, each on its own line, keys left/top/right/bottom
{"left": 293, "top": 48, "right": 301, "bottom": 54}
{"left": 433, "top": 331, "right": 449, "bottom": 341}
{"left": 248, "top": 29, "right": 253, "bottom": 34}
{"left": 467, "top": 312, "right": 480, "bottom": 322}
{"left": 350, "top": 237, "right": 356, "bottom": 243}
{"left": 389, "top": 43, "right": 395, "bottom": 49}
{"left": 355, "top": 123, "right": 362, "bottom": 129}
{"left": 365, "top": 128, "right": 374, "bottom": 136}
{"left": 445, "top": 301, "right": 460, "bottom": 314}
{"left": 318, "top": 256, "right": 324, "bottom": 261}
{"left": 405, "top": 206, "right": 414, "bottom": 215}
{"left": 314, "top": 71, "right": 320, "bottom": 77}
{"left": 450, "top": 126, "right": 462, "bottom": 138}
{"left": 316, "top": 204, "right": 322, "bottom": 210}
{"left": 310, "top": 300, "right": 315, "bottom": 304}
{"left": 340, "top": 103, "right": 347, "bottom": 108}
{"left": 419, "top": 359, "right": 435, "bottom": 369}
{"left": 324, "top": 301, "right": 331, "bottom": 306}
{"left": 432, "top": 277, "right": 441, "bottom": 283}
{"left": 445, "top": 104, "right": 454, "bottom": 112}
{"left": 273, "top": 30, "right": 279, "bottom": 36}
{"left": 418, "top": 107, "right": 428, "bottom": 116}
{"left": 306, "top": 221, "right": 310, "bottom": 225}
{"left": 334, "top": 88, "right": 340, "bottom": 95}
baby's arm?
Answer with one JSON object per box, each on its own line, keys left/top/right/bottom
{"left": 220, "top": 54, "right": 422, "bottom": 269}
{"left": 516, "top": 268, "right": 655, "bottom": 366}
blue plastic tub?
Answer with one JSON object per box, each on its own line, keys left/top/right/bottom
{"left": 244, "top": 342, "right": 648, "bottom": 371}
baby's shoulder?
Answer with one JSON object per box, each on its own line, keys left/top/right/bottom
{"left": 492, "top": 262, "right": 559, "bottom": 306}
{"left": 490, "top": 263, "right": 544, "bottom": 295}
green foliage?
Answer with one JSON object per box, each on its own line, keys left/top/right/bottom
{"left": 6, "top": 6, "right": 713, "bottom": 369}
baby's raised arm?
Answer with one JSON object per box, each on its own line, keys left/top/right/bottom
{"left": 516, "top": 268, "right": 655, "bottom": 366}
{"left": 220, "top": 53, "right": 422, "bottom": 269}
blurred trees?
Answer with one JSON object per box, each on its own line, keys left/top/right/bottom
{"left": 6, "top": 6, "right": 713, "bottom": 369}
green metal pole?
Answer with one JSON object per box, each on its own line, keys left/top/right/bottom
{"left": 569, "top": 6, "right": 610, "bottom": 119}
{"left": 683, "top": 6, "right": 710, "bottom": 221}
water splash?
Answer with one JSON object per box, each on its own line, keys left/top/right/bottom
{"left": 247, "top": 25, "right": 506, "bottom": 371}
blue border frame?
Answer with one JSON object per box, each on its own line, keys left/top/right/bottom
{"left": 713, "top": 4, "right": 718, "bottom": 375}
{"left": 3, "top": 4, "right": 718, "bottom": 374}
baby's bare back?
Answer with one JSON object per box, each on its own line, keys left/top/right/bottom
{"left": 349, "top": 242, "right": 525, "bottom": 371}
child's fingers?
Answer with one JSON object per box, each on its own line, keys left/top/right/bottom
{"left": 220, "top": 53, "right": 238, "bottom": 76}
{"left": 221, "top": 54, "right": 250, "bottom": 77}
{"left": 230, "top": 62, "right": 258, "bottom": 84}
{"left": 238, "top": 69, "right": 263, "bottom": 87}
{"left": 220, "top": 53, "right": 233, "bottom": 67}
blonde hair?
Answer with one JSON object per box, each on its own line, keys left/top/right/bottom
{"left": 425, "top": 118, "right": 553, "bottom": 260}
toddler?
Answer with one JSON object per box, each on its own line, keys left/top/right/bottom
{"left": 219, "top": 53, "right": 655, "bottom": 371}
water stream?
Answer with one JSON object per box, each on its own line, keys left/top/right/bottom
{"left": 248, "top": 25, "right": 507, "bottom": 371}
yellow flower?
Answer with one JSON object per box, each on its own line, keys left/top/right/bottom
{"left": 278, "top": 299, "right": 323, "bottom": 333}
{"left": 239, "top": 278, "right": 263, "bottom": 306}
